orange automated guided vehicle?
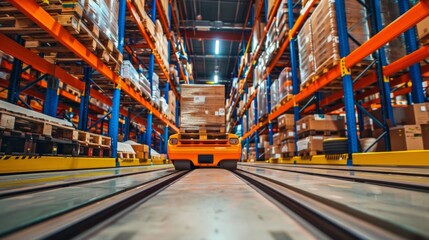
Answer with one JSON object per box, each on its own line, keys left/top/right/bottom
{"left": 168, "top": 84, "right": 241, "bottom": 170}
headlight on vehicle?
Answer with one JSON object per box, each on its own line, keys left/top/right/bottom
{"left": 229, "top": 138, "right": 239, "bottom": 145}
{"left": 169, "top": 138, "right": 178, "bottom": 145}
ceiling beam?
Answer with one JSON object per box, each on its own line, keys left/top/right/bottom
{"left": 184, "top": 30, "right": 248, "bottom": 42}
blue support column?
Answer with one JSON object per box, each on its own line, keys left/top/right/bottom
{"left": 7, "top": 36, "right": 24, "bottom": 104}
{"left": 335, "top": 0, "right": 359, "bottom": 165}
{"left": 123, "top": 110, "right": 131, "bottom": 141}
{"left": 43, "top": 76, "right": 59, "bottom": 117}
{"left": 398, "top": 0, "right": 425, "bottom": 103}
{"left": 175, "top": 98, "right": 180, "bottom": 127}
{"left": 288, "top": 0, "right": 300, "bottom": 157}
{"left": 146, "top": 112, "right": 153, "bottom": 158}
{"left": 314, "top": 92, "right": 322, "bottom": 114}
{"left": 78, "top": 67, "right": 91, "bottom": 131}
{"left": 371, "top": 0, "right": 394, "bottom": 150}
{"left": 109, "top": 86, "right": 121, "bottom": 158}
{"left": 254, "top": 96, "right": 259, "bottom": 160}
{"left": 267, "top": 75, "right": 273, "bottom": 145}
{"left": 118, "top": 0, "right": 126, "bottom": 52}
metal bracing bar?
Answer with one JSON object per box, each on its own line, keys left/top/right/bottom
{"left": 352, "top": 60, "right": 376, "bottom": 84}
{"left": 254, "top": 95, "right": 259, "bottom": 160}
{"left": 17, "top": 95, "right": 33, "bottom": 110}
{"left": 89, "top": 110, "right": 112, "bottom": 131}
{"left": 19, "top": 73, "right": 48, "bottom": 93}
{"left": 355, "top": 103, "right": 385, "bottom": 129}
{"left": 146, "top": 112, "right": 153, "bottom": 158}
{"left": 398, "top": 0, "right": 425, "bottom": 104}
{"left": 364, "top": 131, "right": 386, "bottom": 153}
{"left": 336, "top": 0, "right": 359, "bottom": 165}
{"left": 89, "top": 78, "right": 108, "bottom": 96}
{"left": 8, "top": 35, "right": 24, "bottom": 104}
{"left": 299, "top": 96, "right": 315, "bottom": 113}
{"left": 347, "top": 33, "right": 362, "bottom": 47}
{"left": 21, "top": 65, "right": 32, "bottom": 72}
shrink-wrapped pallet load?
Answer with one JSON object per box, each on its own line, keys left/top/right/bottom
{"left": 270, "top": 79, "right": 279, "bottom": 112}
{"left": 297, "top": 21, "right": 315, "bottom": 87}
{"left": 180, "top": 85, "right": 225, "bottom": 130}
{"left": 278, "top": 67, "right": 293, "bottom": 102}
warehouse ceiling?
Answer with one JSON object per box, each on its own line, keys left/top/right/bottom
{"left": 178, "top": 0, "right": 252, "bottom": 84}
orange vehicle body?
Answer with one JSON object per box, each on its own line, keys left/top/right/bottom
{"left": 167, "top": 133, "right": 241, "bottom": 170}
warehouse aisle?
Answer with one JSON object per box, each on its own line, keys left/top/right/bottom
{"left": 86, "top": 169, "right": 318, "bottom": 240}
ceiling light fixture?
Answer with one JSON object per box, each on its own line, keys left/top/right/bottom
{"left": 215, "top": 40, "right": 220, "bottom": 55}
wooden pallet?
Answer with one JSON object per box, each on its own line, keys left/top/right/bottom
{"left": 298, "top": 129, "right": 346, "bottom": 138}
{"left": 298, "top": 150, "right": 323, "bottom": 158}
{"left": 118, "top": 152, "right": 136, "bottom": 159}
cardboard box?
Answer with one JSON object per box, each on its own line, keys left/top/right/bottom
{"left": 296, "top": 114, "right": 345, "bottom": 134}
{"left": 0, "top": 113, "right": 15, "bottom": 129}
{"left": 390, "top": 125, "right": 424, "bottom": 151}
{"left": 421, "top": 124, "right": 429, "bottom": 150}
{"left": 373, "top": 128, "right": 386, "bottom": 152}
{"left": 273, "top": 133, "right": 281, "bottom": 146}
{"left": 131, "top": 144, "right": 149, "bottom": 153}
{"left": 417, "top": 16, "right": 429, "bottom": 44}
{"left": 394, "top": 103, "right": 429, "bottom": 126}
{"left": 297, "top": 136, "right": 326, "bottom": 153}
{"left": 281, "top": 140, "right": 296, "bottom": 154}
{"left": 278, "top": 114, "right": 294, "bottom": 129}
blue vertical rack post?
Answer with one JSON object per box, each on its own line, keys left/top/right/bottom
{"left": 398, "top": 0, "right": 425, "bottom": 103}
{"left": 335, "top": 0, "right": 359, "bottom": 165}
{"left": 110, "top": 0, "right": 126, "bottom": 159}
{"left": 254, "top": 93, "right": 259, "bottom": 160}
{"left": 78, "top": 67, "right": 92, "bottom": 131}
{"left": 371, "top": 0, "right": 394, "bottom": 150}
{"left": 7, "top": 36, "right": 24, "bottom": 104}
{"left": 164, "top": 82, "right": 170, "bottom": 154}
{"left": 123, "top": 110, "right": 131, "bottom": 141}
{"left": 43, "top": 76, "right": 59, "bottom": 117}
{"left": 267, "top": 75, "right": 273, "bottom": 145}
{"left": 288, "top": 0, "right": 300, "bottom": 157}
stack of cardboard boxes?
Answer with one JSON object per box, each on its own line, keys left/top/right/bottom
{"left": 296, "top": 114, "right": 345, "bottom": 156}
{"left": 168, "top": 90, "right": 176, "bottom": 124}
{"left": 278, "top": 114, "right": 295, "bottom": 157}
{"left": 373, "top": 103, "right": 429, "bottom": 151}
{"left": 180, "top": 85, "right": 225, "bottom": 130}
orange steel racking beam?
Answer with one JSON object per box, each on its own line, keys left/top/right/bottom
{"left": 1, "top": 59, "right": 162, "bottom": 133}
{"left": 156, "top": 0, "right": 189, "bottom": 84}
{"left": 264, "top": 1, "right": 429, "bottom": 122}
{"left": 6, "top": 0, "right": 178, "bottom": 132}
{"left": 126, "top": 0, "right": 181, "bottom": 98}
{"left": 304, "top": 45, "right": 429, "bottom": 113}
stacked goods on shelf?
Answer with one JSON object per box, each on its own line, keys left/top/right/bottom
{"left": 125, "top": 140, "right": 150, "bottom": 161}
{"left": 248, "top": 94, "right": 256, "bottom": 129}
{"left": 155, "top": 20, "right": 170, "bottom": 70}
{"left": 267, "top": 133, "right": 282, "bottom": 159}
{"left": 89, "top": 98, "right": 110, "bottom": 112}
{"left": 243, "top": 115, "right": 248, "bottom": 134}
{"left": 121, "top": 60, "right": 151, "bottom": 98}
{"left": 296, "top": 114, "right": 345, "bottom": 156}
{"left": 265, "top": 0, "right": 289, "bottom": 63}
{"left": 180, "top": 85, "right": 225, "bottom": 131}
{"left": 60, "top": 0, "right": 123, "bottom": 68}
{"left": 253, "top": 62, "right": 265, "bottom": 86}
{"left": 278, "top": 114, "right": 295, "bottom": 157}
{"left": 251, "top": 21, "right": 266, "bottom": 54}
{"left": 297, "top": 21, "right": 315, "bottom": 87}
{"left": 257, "top": 81, "right": 267, "bottom": 120}
{"left": 258, "top": 134, "right": 270, "bottom": 160}
{"left": 248, "top": 143, "right": 257, "bottom": 161}
{"left": 278, "top": 67, "right": 293, "bottom": 103}
{"left": 380, "top": 0, "right": 407, "bottom": 64}
{"left": 0, "top": 100, "right": 111, "bottom": 157}
{"left": 417, "top": 16, "right": 429, "bottom": 45}
{"left": 168, "top": 90, "right": 176, "bottom": 123}
{"left": 372, "top": 103, "right": 429, "bottom": 151}
{"left": 159, "top": 0, "right": 170, "bottom": 25}
{"left": 117, "top": 142, "right": 136, "bottom": 159}
{"left": 151, "top": 73, "right": 160, "bottom": 109}
{"left": 270, "top": 79, "right": 279, "bottom": 112}
{"left": 170, "top": 65, "right": 180, "bottom": 86}
{"left": 160, "top": 97, "right": 168, "bottom": 116}
{"left": 298, "top": 0, "right": 371, "bottom": 87}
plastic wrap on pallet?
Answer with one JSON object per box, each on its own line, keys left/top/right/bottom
{"left": 140, "top": 74, "right": 151, "bottom": 97}
{"left": 297, "top": 21, "right": 316, "bottom": 86}
{"left": 121, "top": 60, "right": 139, "bottom": 85}
{"left": 257, "top": 81, "right": 267, "bottom": 119}
{"left": 180, "top": 85, "right": 225, "bottom": 129}
{"left": 345, "top": 0, "right": 371, "bottom": 57}
{"left": 83, "top": 0, "right": 119, "bottom": 46}
{"left": 270, "top": 79, "right": 279, "bottom": 111}
{"left": 279, "top": 67, "right": 293, "bottom": 102}
{"left": 310, "top": 0, "right": 340, "bottom": 75}
{"left": 380, "top": 0, "right": 407, "bottom": 65}
{"left": 160, "top": 97, "right": 168, "bottom": 115}
{"left": 248, "top": 101, "right": 255, "bottom": 129}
